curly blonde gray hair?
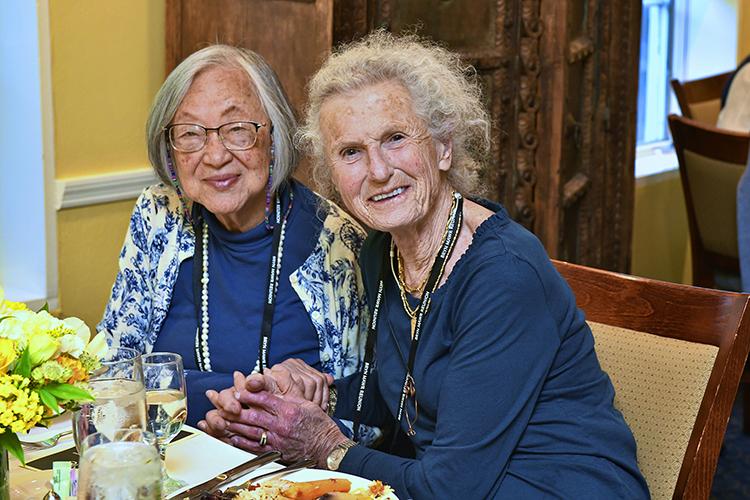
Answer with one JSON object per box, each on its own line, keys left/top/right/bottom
{"left": 298, "top": 31, "right": 491, "bottom": 199}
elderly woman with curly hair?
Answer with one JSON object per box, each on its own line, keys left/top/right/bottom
{"left": 98, "top": 45, "right": 369, "bottom": 429}
{"left": 201, "top": 33, "right": 649, "bottom": 499}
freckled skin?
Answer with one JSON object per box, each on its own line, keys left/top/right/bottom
{"left": 172, "top": 66, "right": 271, "bottom": 232}
{"left": 320, "top": 80, "right": 494, "bottom": 287}
{"left": 321, "top": 81, "right": 453, "bottom": 238}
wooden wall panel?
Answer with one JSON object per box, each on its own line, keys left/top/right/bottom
{"left": 166, "top": 0, "right": 332, "bottom": 115}
{"left": 166, "top": 0, "right": 642, "bottom": 273}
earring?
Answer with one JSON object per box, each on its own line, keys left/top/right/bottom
{"left": 264, "top": 140, "right": 275, "bottom": 230}
{"left": 166, "top": 149, "right": 192, "bottom": 223}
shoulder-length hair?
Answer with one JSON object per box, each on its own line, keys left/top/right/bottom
{"left": 146, "top": 45, "right": 298, "bottom": 193}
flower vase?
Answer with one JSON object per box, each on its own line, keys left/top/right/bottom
{"left": 0, "top": 448, "right": 8, "bottom": 500}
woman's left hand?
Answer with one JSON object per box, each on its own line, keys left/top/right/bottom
{"left": 247, "top": 359, "right": 334, "bottom": 410}
{"left": 225, "top": 390, "right": 348, "bottom": 467}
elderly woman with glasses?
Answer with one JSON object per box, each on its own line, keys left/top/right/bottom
{"left": 98, "top": 45, "right": 369, "bottom": 430}
{"left": 201, "top": 33, "right": 649, "bottom": 499}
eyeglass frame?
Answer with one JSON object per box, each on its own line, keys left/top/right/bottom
{"left": 164, "top": 121, "right": 267, "bottom": 153}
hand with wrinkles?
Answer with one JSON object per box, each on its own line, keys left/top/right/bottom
{"left": 247, "top": 359, "right": 334, "bottom": 409}
{"left": 197, "top": 360, "right": 335, "bottom": 446}
{"left": 196, "top": 371, "right": 248, "bottom": 443}
{"left": 215, "top": 389, "right": 348, "bottom": 466}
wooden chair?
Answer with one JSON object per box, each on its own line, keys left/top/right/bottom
{"left": 667, "top": 114, "right": 748, "bottom": 290}
{"left": 671, "top": 72, "right": 732, "bottom": 125}
{"left": 553, "top": 260, "right": 750, "bottom": 500}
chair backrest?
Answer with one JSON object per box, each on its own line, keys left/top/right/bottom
{"left": 553, "top": 259, "right": 750, "bottom": 500}
{"left": 668, "top": 114, "right": 748, "bottom": 288}
{"left": 671, "top": 72, "right": 732, "bottom": 124}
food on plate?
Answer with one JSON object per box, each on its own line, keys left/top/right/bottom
{"left": 205, "top": 477, "right": 396, "bottom": 500}
{"left": 321, "top": 481, "right": 395, "bottom": 499}
{"left": 281, "top": 478, "right": 351, "bottom": 499}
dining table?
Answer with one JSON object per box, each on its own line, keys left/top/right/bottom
{"left": 9, "top": 416, "right": 384, "bottom": 499}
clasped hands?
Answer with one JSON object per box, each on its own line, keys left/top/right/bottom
{"left": 197, "top": 359, "right": 349, "bottom": 467}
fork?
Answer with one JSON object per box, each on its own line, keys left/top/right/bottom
{"left": 22, "top": 429, "right": 73, "bottom": 449}
{"left": 225, "top": 457, "right": 317, "bottom": 493}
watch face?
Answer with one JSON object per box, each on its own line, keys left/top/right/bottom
{"left": 327, "top": 440, "right": 356, "bottom": 470}
{"left": 327, "top": 447, "right": 347, "bottom": 470}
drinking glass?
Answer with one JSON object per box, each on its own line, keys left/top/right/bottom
{"left": 143, "top": 352, "right": 188, "bottom": 494}
{"left": 77, "top": 429, "right": 162, "bottom": 499}
{"left": 72, "top": 346, "right": 148, "bottom": 452}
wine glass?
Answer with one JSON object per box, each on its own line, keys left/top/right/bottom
{"left": 72, "top": 346, "right": 148, "bottom": 452}
{"left": 142, "top": 352, "right": 188, "bottom": 494}
{"left": 77, "top": 428, "right": 162, "bottom": 499}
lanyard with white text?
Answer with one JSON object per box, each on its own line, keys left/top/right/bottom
{"left": 257, "top": 189, "right": 292, "bottom": 373}
{"left": 352, "top": 192, "right": 463, "bottom": 441}
{"left": 193, "top": 186, "right": 293, "bottom": 373}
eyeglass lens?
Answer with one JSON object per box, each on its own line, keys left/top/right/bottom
{"left": 169, "top": 122, "right": 259, "bottom": 152}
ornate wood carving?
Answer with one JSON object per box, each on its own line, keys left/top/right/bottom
{"left": 166, "top": 0, "right": 641, "bottom": 272}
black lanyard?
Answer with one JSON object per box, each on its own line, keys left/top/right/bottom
{"left": 352, "top": 193, "right": 463, "bottom": 441}
{"left": 192, "top": 186, "right": 292, "bottom": 373}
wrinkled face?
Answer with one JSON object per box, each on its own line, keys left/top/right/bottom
{"left": 171, "top": 65, "right": 271, "bottom": 229}
{"left": 319, "top": 81, "right": 452, "bottom": 233}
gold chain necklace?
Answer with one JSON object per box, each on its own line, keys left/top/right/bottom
{"left": 390, "top": 193, "right": 459, "bottom": 337}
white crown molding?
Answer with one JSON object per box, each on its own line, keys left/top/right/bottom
{"left": 55, "top": 167, "right": 157, "bottom": 210}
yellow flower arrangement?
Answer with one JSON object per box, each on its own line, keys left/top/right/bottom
{"left": 0, "top": 286, "right": 104, "bottom": 463}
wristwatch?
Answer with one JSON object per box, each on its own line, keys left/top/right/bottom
{"left": 326, "top": 439, "right": 357, "bottom": 470}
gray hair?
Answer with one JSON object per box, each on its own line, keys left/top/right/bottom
{"left": 298, "top": 31, "right": 491, "bottom": 199}
{"left": 146, "top": 45, "right": 298, "bottom": 193}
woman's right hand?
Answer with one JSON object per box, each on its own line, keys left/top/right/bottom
{"left": 246, "top": 359, "right": 334, "bottom": 411}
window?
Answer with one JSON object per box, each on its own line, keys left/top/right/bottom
{"left": 0, "top": 0, "right": 57, "bottom": 310}
{"left": 635, "top": 0, "right": 737, "bottom": 177}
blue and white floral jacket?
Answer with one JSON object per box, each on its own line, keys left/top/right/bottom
{"left": 98, "top": 184, "right": 369, "bottom": 381}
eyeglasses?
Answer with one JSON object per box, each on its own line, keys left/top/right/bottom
{"left": 404, "top": 374, "right": 418, "bottom": 437}
{"left": 165, "top": 121, "right": 266, "bottom": 153}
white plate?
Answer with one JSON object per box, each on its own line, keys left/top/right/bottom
{"left": 18, "top": 414, "right": 71, "bottom": 443}
{"left": 255, "top": 468, "right": 398, "bottom": 499}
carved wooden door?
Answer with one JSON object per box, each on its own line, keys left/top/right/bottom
{"left": 165, "top": 0, "right": 641, "bottom": 272}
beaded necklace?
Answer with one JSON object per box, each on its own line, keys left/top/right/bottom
{"left": 193, "top": 188, "right": 292, "bottom": 372}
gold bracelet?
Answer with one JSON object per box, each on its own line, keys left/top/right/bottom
{"left": 327, "top": 385, "right": 337, "bottom": 417}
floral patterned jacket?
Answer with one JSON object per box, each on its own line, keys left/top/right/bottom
{"left": 98, "top": 183, "right": 369, "bottom": 381}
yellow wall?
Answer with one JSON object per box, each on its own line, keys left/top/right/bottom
{"left": 739, "top": 0, "right": 750, "bottom": 60}
{"left": 58, "top": 200, "right": 134, "bottom": 327}
{"left": 631, "top": 171, "right": 692, "bottom": 283}
{"left": 50, "top": 0, "right": 165, "bottom": 177}
{"left": 51, "top": 0, "right": 165, "bottom": 323}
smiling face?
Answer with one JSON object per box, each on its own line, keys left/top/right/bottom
{"left": 171, "top": 65, "right": 271, "bottom": 232}
{"left": 319, "top": 81, "right": 452, "bottom": 235}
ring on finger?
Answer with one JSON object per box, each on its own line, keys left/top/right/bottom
{"left": 259, "top": 430, "right": 268, "bottom": 447}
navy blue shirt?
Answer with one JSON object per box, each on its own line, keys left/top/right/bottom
{"left": 335, "top": 202, "right": 649, "bottom": 499}
{"left": 155, "top": 181, "right": 323, "bottom": 425}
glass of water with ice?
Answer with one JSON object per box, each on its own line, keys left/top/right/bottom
{"left": 73, "top": 346, "right": 148, "bottom": 452}
{"left": 77, "top": 428, "right": 162, "bottom": 499}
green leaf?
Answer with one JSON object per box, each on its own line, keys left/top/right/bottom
{"left": 45, "top": 383, "right": 94, "bottom": 402}
{"left": 12, "top": 349, "right": 31, "bottom": 378}
{"left": 0, "top": 315, "right": 11, "bottom": 323}
{"left": 37, "top": 302, "right": 49, "bottom": 313}
{"left": 0, "top": 430, "right": 25, "bottom": 465}
{"left": 36, "top": 388, "right": 59, "bottom": 412}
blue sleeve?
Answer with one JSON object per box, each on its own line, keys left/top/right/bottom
{"left": 339, "top": 254, "right": 560, "bottom": 499}
{"left": 184, "top": 370, "right": 234, "bottom": 426}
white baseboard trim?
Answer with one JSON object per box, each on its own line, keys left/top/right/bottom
{"left": 55, "top": 167, "right": 157, "bottom": 210}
